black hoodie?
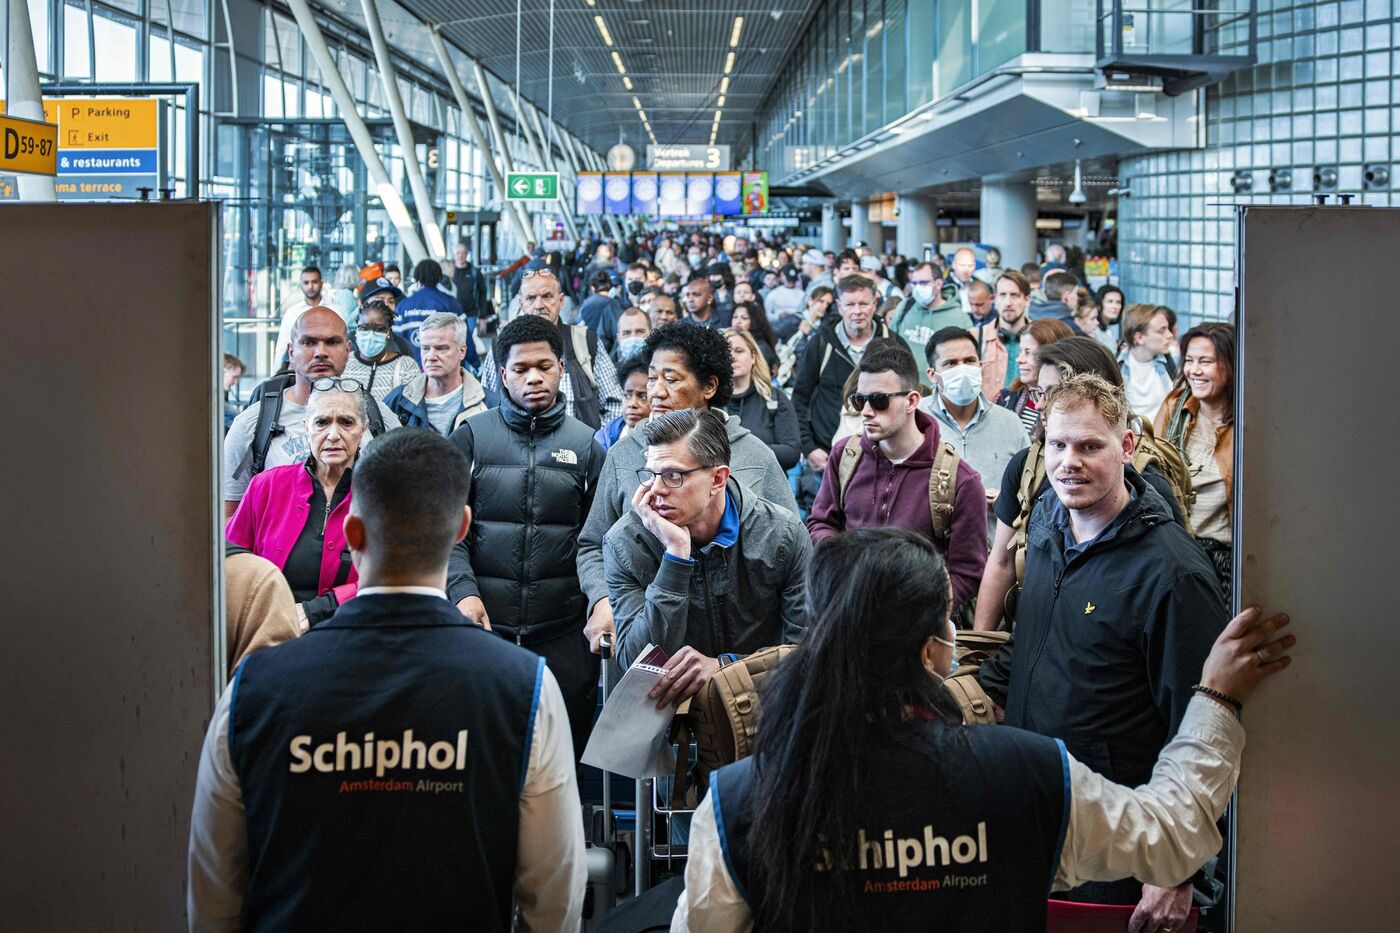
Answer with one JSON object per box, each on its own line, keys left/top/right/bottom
{"left": 979, "top": 469, "right": 1228, "bottom": 787}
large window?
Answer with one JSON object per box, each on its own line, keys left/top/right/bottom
{"left": 759, "top": 0, "right": 1040, "bottom": 180}
{"left": 93, "top": 12, "right": 138, "bottom": 82}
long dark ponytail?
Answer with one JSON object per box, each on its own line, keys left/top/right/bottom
{"left": 749, "top": 528, "right": 963, "bottom": 931}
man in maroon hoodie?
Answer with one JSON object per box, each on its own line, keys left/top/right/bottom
{"left": 806, "top": 343, "right": 989, "bottom": 607}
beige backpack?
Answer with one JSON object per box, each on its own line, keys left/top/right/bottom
{"left": 835, "top": 437, "right": 962, "bottom": 546}
{"left": 669, "top": 645, "right": 795, "bottom": 808}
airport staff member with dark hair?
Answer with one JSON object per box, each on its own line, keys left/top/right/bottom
{"left": 674, "top": 528, "right": 1296, "bottom": 933}
{"left": 188, "top": 430, "right": 585, "bottom": 931}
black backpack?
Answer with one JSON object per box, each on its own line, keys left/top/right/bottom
{"left": 249, "top": 374, "right": 384, "bottom": 476}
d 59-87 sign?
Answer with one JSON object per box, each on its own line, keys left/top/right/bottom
{"left": 0, "top": 113, "right": 58, "bottom": 176}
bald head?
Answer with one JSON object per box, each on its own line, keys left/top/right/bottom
{"left": 290, "top": 306, "right": 351, "bottom": 383}
{"left": 952, "top": 248, "right": 977, "bottom": 284}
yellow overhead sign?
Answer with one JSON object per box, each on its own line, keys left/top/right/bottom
{"left": 0, "top": 113, "right": 58, "bottom": 176}
{"left": 57, "top": 99, "right": 158, "bottom": 149}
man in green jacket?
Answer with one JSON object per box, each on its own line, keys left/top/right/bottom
{"left": 890, "top": 260, "right": 973, "bottom": 372}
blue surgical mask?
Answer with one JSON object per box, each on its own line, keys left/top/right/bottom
{"left": 939, "top": 363, "right": 982, "bottom": 407}
{"left": 617, "top": 336, "right": 646, "bottom": 358}
{"left": 912, "top": 283, "right": 937, "bottom": 306}
{"left": 934, "top": 633, "right": 959, "bottom": 676}
{"left": 356, "top": 328, "right": 388, "bottom": 357}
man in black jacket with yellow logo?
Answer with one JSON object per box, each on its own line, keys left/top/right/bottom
{"left": 448, "top": 314, "right": 606, "bottom": 756}
{"left": 978, "top": 372, "right": 1227, "bottom": 932}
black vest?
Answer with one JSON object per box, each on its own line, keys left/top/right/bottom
{"left": 460, "top": 399, "right": 599, "bottom": 641}
{"left": 714, "top": 721, "right": 1069, "bottom": 932}
{"left": 229, "top": 593, "right": 542, "bottom": 931}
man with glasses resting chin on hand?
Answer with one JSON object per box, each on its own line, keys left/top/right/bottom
{"left": 806, "top": 342, "right": 989, "bottom": 611}
{"left": 602, "top": 408, "right": 810, "bottom": 707}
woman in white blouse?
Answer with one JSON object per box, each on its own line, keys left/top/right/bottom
{"left": 674, "top": 527, "right": 1293, "bottom": 933}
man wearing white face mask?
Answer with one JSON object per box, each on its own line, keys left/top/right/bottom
{"left": 890, "top": 261, "right": 972, "bottom": 373}
{"left": 920, "top": 327, "right": 1030, "bottom": 512}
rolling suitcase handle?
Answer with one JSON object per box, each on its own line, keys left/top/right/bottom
{"left": 594, "top": 634, "right": 615, "bottom": 848}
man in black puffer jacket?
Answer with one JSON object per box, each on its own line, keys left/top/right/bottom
{"left": 448, "top": 315, "right": 606, "bottom": 757}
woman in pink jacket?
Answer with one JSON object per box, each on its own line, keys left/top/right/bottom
{"left": 226, "top": 383, "right": 371, "bottom": 630}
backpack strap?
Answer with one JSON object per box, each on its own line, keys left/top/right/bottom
{"left": 224, "top": 542, "right": 254, "bottom": 559}
{"left": 1010, "top": 442, "right": 1046, "bottom": 591}
{"left": 944, "top": 669, "right": 998, "bottom": 725}
{"left": 928, "top": 441, "right": 960, "bottom": 546}
{"left": 835, "top": 439, "right": 863, "bottom": 509}
{"left": 250, "top": 373, "right": 294, "bottom": 476}
{"left": 890, "top": 296, "right": 913, "bottom": 335}
{"left": 817, "top": 338, "right": 834, "bottom": 380}
{"left": 363, "top": 392, "right": 386, "bottom": 437}
{"left": 570, "top": 325, "right": 599, "bottom": 389}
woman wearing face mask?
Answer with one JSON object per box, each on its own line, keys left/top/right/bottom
{"left": 676, "top": 528, "right": 1295, "bottom": 932}
{"left": 731, "top": 302, "right": 781, "bottom": 372}
{"left": 226, "top": 385, "right": 370, "bottom": 631}
{"left": 1154, "top": 322, "right": 1236, "bottom": 599}
{"left": 341, "top": 301, "right": 421, "bottom": 403}
{"left": 723, "top": 327, "right": 802, "bottom": 470}
{"left": 1095, "top": 286, "right": 1126, "bottom": 353}
{"left": 994, "top": 318, "right": 1073, "bottom": 435}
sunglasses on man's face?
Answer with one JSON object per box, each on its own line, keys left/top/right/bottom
{"left": 849, "top": 391, "right": 904, "bottom": 411}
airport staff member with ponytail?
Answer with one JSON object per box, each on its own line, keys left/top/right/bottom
{"left": 188, "top": 429, "right": 585, "bottom": 932}
{"left": 673, "top": 527, "right": 1294, "bottom": 933}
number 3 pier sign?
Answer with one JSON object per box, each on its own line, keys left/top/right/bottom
{"left": 0, "top": 113, "right": 59, "bottom": 176}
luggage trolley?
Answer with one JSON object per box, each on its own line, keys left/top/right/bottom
{"left": 633, "top": 737, "right": 699, "bottom": 895}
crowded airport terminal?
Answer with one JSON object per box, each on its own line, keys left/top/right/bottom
{"left": 2, "top": 0, "right": 1395, "bottom": 929}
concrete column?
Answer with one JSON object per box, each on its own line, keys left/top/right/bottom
{"left": 821, "top": 203, "right": 843, "bottom": 253}
{"left": 7, "top": 0, "right": 55, "bottom": 200}
{"left": 427, "top": 29, "right": 532, "bottom": 253}
{"left": 525, "top": 105, "right": 581, "bottom": 242}
{"left": 362, "top": 0, "right": 442, "bottom": 258}
{"left": 471, "top": 60, "right": 534, "bottom": 244}
{"left": 285, "top": 0, "right": 428, "bottom": 263}
{"left": 979, "top": 180, "right": 1038, "bottom": 270}
{"left": 896, "top": 195, "right": 938, "bottom": 260}
{"left": 849, "top": 200, "right": 873, "bottom": 249}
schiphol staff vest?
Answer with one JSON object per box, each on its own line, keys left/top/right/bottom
{"left": 714, "top": 720, "right": 1070, "bottom": 933}
{"left": 228, "top": 593, "right": 544, "bottom": 931}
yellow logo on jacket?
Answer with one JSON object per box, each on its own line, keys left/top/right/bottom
{"left": 1084, "top": 602, "right": 1096, "bottom": 615}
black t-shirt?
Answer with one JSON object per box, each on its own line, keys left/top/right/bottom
{"left": 994, "top": 445, "right": 1184, "bottom": 527}
{"left": 282, "top": 467, "right": 353, "bottom": 602}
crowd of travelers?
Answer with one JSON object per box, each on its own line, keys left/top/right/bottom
{"left": 196, "top": 228, "right": 1285, "bottom": 933}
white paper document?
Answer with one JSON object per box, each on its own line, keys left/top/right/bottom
{"left": 581, "top": 644, "right": 677, "bottom": 779}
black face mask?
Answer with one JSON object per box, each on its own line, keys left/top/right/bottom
{"left": 627, "top": 280, "right": 644, "bottom": 296}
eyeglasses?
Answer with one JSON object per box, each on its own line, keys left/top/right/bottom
{"left": 848, "top": 391, "right": 902, "bottom": 411}
{"left": 1027, "top": 387, "right": 1046, "bottom": 403}
{"left": 312, "top": 377, "right": 366, "bottom": 394}
{"left": 521, "top": 267, "right": 557, "bottom": 280}
{"left": 637, "top": 466, "right": 710, "bottom": 488}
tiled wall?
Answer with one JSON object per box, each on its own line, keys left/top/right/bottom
{"left": 1117, "top": 0, "right": 1398, "bottom": 328}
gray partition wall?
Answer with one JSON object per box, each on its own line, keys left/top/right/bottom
{"left": 1233, "top": 206, "right": 1400, "bottom": 930}
{"left": 0, "top": 203, "right": 220, "bottom": 928}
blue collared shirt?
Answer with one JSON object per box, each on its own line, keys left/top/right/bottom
{"left": 662, "top": 490, "right": 739, "bottom": 565}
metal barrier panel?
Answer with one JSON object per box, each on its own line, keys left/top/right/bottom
{"left": 0, "top": 202, "right": 220, "bottom": 928}
{"left": 1233, "top": 205, "right": 1400, "bottom": 931}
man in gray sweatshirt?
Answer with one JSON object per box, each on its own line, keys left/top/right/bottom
{"left": 577, "top": 323, "right": 797, "bottom": 653}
